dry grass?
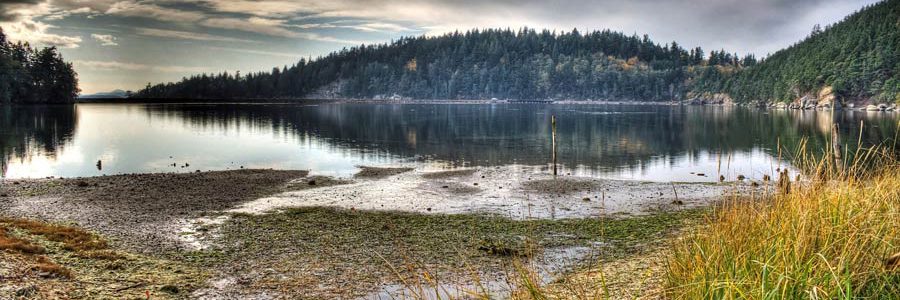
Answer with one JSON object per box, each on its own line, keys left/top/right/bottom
{"left": 0, "top": 218, "right": 209, "bottom": 298}
{"left": 0, "top": 218, "right": 109, "bottom": 252}
{"left": 665, "top": 140, "right": 900, "bottom": 298}
{"left": 0, "top": 218, "right": 111, "bottom": 280}
{"left": 30, "top": 255, "right": 72, "bottom": 278}
{"left": 0, "top": 227, "right": 45, "bottom": 254}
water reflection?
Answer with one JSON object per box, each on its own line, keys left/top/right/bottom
{"left": 1, "top": 105, "right": 77, "bottom": 177}
{"left": 1, "top": 103, "right": 896, "bottom": 181}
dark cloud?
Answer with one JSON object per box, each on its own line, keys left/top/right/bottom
{"left": 0, "top": 0, "right": 44, "bottom": 22}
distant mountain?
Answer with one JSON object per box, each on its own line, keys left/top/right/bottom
{"left": 79, "top": 89, "right": 128, "bottom": 99}
{"left": 707, "top": 0, "right": 899, "bottom": 104}
{"left": 134, "top": 28, "right": 753, "bottom": 102}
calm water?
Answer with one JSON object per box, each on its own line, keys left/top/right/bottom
{"left": 1, "top": 103, "right": 897, "bottom": 181}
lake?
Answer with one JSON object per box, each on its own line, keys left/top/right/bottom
{"left": 1, "top": 103, "right": 897, "bottom": 181}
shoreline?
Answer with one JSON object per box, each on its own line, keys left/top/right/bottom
{"left": 0, "top": 167, "right": 760, "bottom": 298}
{"left": 60, "top": 98, "right": 900, "bottom": 114}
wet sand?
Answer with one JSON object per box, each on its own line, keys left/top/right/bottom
{"left": 230, "top": 165, "right": 732, "bottom": 220}
{"left": 0, "top": 169, "right": 306, "bottom": 254}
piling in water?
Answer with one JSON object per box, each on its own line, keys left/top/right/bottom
{"left": 551, "top": 115, "right": 557, "bottom": 177}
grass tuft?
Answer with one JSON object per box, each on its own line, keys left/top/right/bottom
{"left": 665, "top": 141, "right": 900, "bottom": 298}
{"left": 0, "top": 218, "right": 110, "bottom": 252}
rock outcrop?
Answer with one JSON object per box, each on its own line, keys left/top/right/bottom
{"left": 684, "top": 92, "right": 734, "bottom": 105}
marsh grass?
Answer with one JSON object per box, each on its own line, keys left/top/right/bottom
{"left": 665, "top": 128, "right": 900, "bottom": 299}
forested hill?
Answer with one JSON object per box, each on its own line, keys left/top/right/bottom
{"left": 0, "top": 28, "right": 80, "bottom": 104}
{"left": 708, "top": 0, "right": 900, "bottom": 104}
{"left": 134, "top": 28, "right": 754, "bottom": 101}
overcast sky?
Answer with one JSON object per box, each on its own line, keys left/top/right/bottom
{"left": 0, "top": 0, "right": 881, "bottom": 94}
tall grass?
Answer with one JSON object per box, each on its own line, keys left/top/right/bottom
{"left": 665, "top": 138, "right": 900, "bottom": 299}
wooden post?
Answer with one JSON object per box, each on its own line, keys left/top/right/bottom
{"left": 832, "top": 122, "right": 842, "bottom": 173}
{"left": 552, "top": 114, "right": 558, "bottom": 177}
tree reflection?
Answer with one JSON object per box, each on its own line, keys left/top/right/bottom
{"left": 1, "top": 105, "right": 77, "bottom": 177}
{"left": 141, "top": 104, "right": 898, "bottom": 171}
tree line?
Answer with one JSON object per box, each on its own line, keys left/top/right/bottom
{"left": 0, "top": 28, "right": 80, "bottom": 104}
{"left": 134, "top": 28, "right": 752, "bottom": 101}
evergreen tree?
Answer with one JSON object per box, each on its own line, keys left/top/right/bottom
{"left": 0, "top": 27, "right": 79, "bottom": 104}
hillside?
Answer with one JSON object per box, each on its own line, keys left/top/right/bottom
{"left": 134, "top": 0, "right": 898, "bottom": 104}
{"left": 134, "top": 28, "right": 751, "bottom": 101}
{"left": 712, "top": 0, "right": 900, "bottom": 104}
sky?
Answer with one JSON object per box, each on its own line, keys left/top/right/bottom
{"left": 0, "top": 0, "right": 882, "bottom": 94}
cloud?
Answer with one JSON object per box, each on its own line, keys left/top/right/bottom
{"left": 199, "top": 16, "right": 367, "bottom": 44}
{"left": 349, "top": 22, "right": 416, "bottom": 32}
{"left": 91, "top": 33, "right": 117, "bottom": 46}
{"left": 73, "top": 60, "right": 210, "bottom": 73}
{"left": 136, "top": 27, "right": 257, "bottom": 43}
{"left": 198, "top": 0, "right": 313, "bottom": 18}
{"left": 0, "top": 0, "right": 45, "bottom": 22}
{"left": 291, "top": 21, "right": 416, "bottom": 33}
{"left": 207, "top": 46, "right": 300, "bottom": 58}
{"left": 1, "top": 18, "right": 82, "bottom": 48}
{"left": 106, "top": 1, "right": 205, "bottom": 23}
{"left": 200, "top": 17, "right": 298, "bottom": 38}
{"left": 44, "top": 7, "right": 94, "bottom": 21}
{"left": 197, "top": 0, "right": 879, "bottom": 56}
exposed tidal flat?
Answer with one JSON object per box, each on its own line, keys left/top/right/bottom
{"left": 0, "top": 164, "right": 758, "bottom": 299}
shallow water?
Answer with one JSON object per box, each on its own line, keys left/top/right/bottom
{"left": 1, "top": 103, "right": 897, "bottom": 180}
